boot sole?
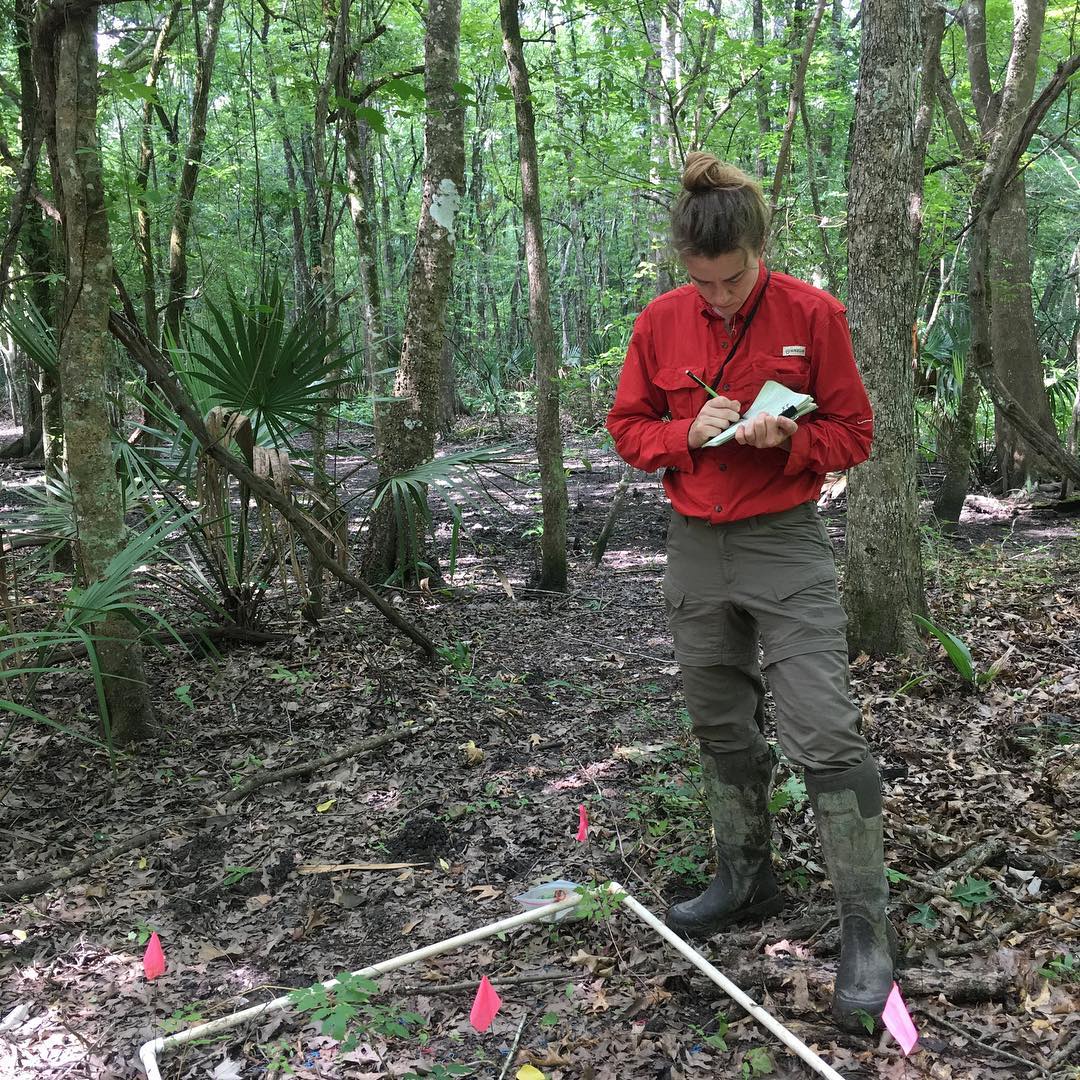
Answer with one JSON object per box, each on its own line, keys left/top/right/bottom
{"left": 665, "top": 890, "right": 784, "bottom": 939}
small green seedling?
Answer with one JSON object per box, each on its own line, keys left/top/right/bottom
{"left": 852, "top": 1008, "right": 876, "bottom": 1035}
{"left": 913, "top": 614, "right": 1008, "bottom": 688}
{"left": 1037, "top": 954, "right": 1079, "bottom": 983}
{"left": 741, "top": 1046, "right": 775, "bottom": 1076}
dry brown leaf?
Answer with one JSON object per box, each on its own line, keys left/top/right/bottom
{"left": 468, "top": 884, "right": 503, "bottom": 901}
{"left": 461, "top": 740, "right": 485, "bottom": 766}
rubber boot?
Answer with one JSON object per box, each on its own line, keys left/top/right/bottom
{"left": 806, "top": 756, "right": 896, "bottom": 1033}
{"left": 665, "top": 741, "right": 783, "bottom": 938}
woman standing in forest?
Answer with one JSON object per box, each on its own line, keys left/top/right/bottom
{"left": 606, "top": 152, "right": 893, "bottom": 1032}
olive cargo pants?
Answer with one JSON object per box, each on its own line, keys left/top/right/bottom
{"left": 663, "top": 501, "right": 869, "bottom": 772}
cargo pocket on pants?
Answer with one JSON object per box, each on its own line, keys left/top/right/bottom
{"left": 662, "top": 577, "right": 740, "bottom": 666}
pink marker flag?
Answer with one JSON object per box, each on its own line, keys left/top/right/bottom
{"left": 469, "top": 975, "right": 502, "bottom": 1032}
{"left": 576, "top": 804, "right": 589, "bottom": 843}
{"left": 881, "top": 982, "right": 919, "bottom": 1055}
{"left": 142, "top": 932, "right": 167, "bottom": 980}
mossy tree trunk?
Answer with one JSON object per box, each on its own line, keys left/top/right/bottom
{"left": 38, "top": 2, "right": 154, "bottom": 743}
{"left": 361, "top": 0, "right": 465, "bottom": 584}
{"left": 843, "top": 0, "right": 926, "bottom": 656}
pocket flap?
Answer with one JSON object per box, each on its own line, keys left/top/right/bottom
{"left": 661, "top": 576, "right": 686, "bottom": 608}
{"left": 653, "top": 366, "right": 704, "bottom": 392}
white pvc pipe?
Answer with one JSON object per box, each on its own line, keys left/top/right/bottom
{"left": 138, "top": 891, "right": 583, "bottom": 1079}
{"left": 139, "top": 883, "right": 847, "bottom": 1080}
{"left": 609, "top": 882, "right": 847, "bottom": 1080}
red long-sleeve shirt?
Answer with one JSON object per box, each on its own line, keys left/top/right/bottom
{"left": 606, "top": 264, "right": 873, "bottom": 523}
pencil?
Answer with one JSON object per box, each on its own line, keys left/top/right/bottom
{"left": 685, "top": 370, "right": 719, "bottom": 397}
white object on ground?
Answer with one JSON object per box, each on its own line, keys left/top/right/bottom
{"left": 137, "top": 890, "right": 583, "bottom": 1079}
{"left": 610, "top": 882, "right": 847, "bottom": 1080}
{"left": 0, "top": 1003, "right": 30, "bottom": 1032}
{"left": 138, "top": 882, "right": 848, "bottom": 1080}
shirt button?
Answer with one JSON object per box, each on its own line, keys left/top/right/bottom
{"left": 719, "top": 464, "right": 727, "bottom": 471}
{"left": 714, "top": 504, "right": 723, "bottom": 513}
{"left": 722, "top": 383, "right": 731, "bottom": 391}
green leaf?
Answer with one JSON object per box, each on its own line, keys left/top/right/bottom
{"left": 913, "top": 614, "right": 975, "bottom": 682}
{"left": 885, "top": 868, "right": 911, "bottom": 884}
{"left": 907, "top": 903, "right": 939, "bottom": 929}
{"left": 950, "top": 876, "right": 995, "bottom": 907}
{"left": 380, "top": 78, "right": 426, "bottom": 102}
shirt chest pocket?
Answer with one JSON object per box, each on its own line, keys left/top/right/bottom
{"left": 653, "top": 366, "right": 706, "bottom": 421}
{"left": 752, "top": 352, "right": 811, "bottom": 394}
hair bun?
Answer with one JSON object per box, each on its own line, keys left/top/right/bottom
{"left": 682, "top": 151, "right": 745, "bottom": 192}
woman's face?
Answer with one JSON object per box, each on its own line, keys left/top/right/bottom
{"left": 683, "top": 249, "right": 760, "bottom": 318}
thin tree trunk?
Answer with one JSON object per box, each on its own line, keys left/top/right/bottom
{"left": 134, "top": 1, "right": 180, "bottom": 348}
{"left": 770, "top": 0, "right": 827, "bottom": 216}
{"left": 361, "top": 0, "right": 465, "bottom": 583}
{"left": 1063, "top": 241, "right": 1080, "bottom": 500}
{"left": 38, "top": 4, "right": 154, "bottom": 743}
{"left": 753, "top": 0, "right": 770, "bottom": 180}
{"left": 162, "top": 0, "right": 226, "bottom": 347}
{"left": 500, "top": 0, "right": 568, "bottom": 591}
{"left": 843, "top": 0, "right": 925, "bottom": 656}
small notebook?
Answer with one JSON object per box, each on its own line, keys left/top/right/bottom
{"left": 702, "top": 380, "right": 817, "bottom": 448}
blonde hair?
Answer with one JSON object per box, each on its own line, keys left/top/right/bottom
{"left": 670, "top": 151, "right": 771, "bottom": 257}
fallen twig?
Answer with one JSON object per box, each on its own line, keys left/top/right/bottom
{"left": 394, "top": 972, "right": 574, "bottom": 998}
{"left": 926, "top": 1010, "right": 1048, "bottom": 1076}
{"left": 0, "top": 721, "right": 428, "bottom": 899}
{"left": 498, "top": 1014, "right": 528, "bottom": 1080}
{"left": 712, "top": 955, "right": 1011, "bottom": 1003}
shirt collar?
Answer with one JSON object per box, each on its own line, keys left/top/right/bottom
{"left": 698, "top": 259, "right": 769, "bottom": 324}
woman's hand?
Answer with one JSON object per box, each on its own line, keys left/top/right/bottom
{"left": 734, "top": 412, "right": 798, "bottom": 449}
{"left": 688, "top": 396, "right": 741, "bottom": 449}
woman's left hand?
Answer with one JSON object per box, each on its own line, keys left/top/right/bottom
{"left": 733, "top": 412, "right": 798, "bottom": 449}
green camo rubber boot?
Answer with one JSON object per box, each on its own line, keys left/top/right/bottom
{"left": 665, "top": 741, "right": 783, "bottom": 938}
{"left": 806, "top": 756, "right": 896, "bottom": 1033}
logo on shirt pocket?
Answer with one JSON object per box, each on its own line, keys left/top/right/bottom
{"left": 782, "top": 345, "right": 807, "bottom": 357}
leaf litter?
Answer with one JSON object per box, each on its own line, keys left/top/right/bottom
{"left": 1, "top": 438, "right": 1078, "bottom": 1078}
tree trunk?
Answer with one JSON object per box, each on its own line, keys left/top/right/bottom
{"left": 361, "top": 0, "right": 465, "bottom": 583}
{"left": 769, "top": 0, "right": 827, "bottom": 215}
{"left": 964, "top": 7, "right": 1080, "bottom": 487}
{"left": 134, "top": 2, "right": 180, "bottom": 348}
{"left": 963, "top": 0, "right": 1058, "bottom": 491}
{"left": 162, "top": 0, "right": 226, "bottom": 347}
{"left": 990, "top": 175, "right": 1057, "bottom": 488}
{"left": 843, "top": 0, "right": 925, "bottom": 656}
{"left": 933, "top": 363, "right": 981, "bottom": 524}
{"left": 1063, "top": 240, "right": 1080, "bottom": 500}
{"left": 500, "top": 0, "right": 569, "bottom": 591}
{"left": 753, "top": 0, "right": 770, "bottom": 179}
{"left": 39, "top": 4, "right": 154, "bottom": 743}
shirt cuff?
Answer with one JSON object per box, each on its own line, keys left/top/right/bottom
{"left": 665, "top": 419, "right": 696, "bottom": 472}
{"left": 782, "top": 423, "right": 812, "bottom": 476}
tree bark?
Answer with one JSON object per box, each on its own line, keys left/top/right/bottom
{"left": 843, "top": 0, "right": 925, "bottom": 656}
{"left": 134, "top": 1, "right": 180, "bottom": 348}
{"left": 162, "top": 0, "right": 226, "bottom": 348}
{"left": 361, "top": 0, "right": 465, "bottom": 583}
{"left": 989, "top": 175, "right": 1058, "bottom": 487}
{"left": 38, "top": 4, "right": 154, "bottom": 743}
{"left": 500, "top": 0, "right": 569, "bottom": 592}
{"left": 963, "top": 0, "right": 1056, "bottom": 490}
{"left": 769, "top": 0, "right": 827, "bottom": 214}
{"left": 965, "top": 8, "right": 1080, "bottom": 487}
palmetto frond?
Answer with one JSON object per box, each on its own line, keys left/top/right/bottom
{"left": 178, "top": 275, "right": 352, "bottom": 447}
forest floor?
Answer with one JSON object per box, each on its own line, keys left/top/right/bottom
{"left": 1, "top": 420, "right": 1079, "bottom": 1080}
